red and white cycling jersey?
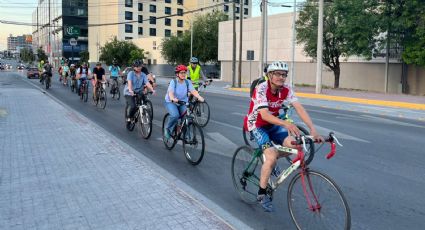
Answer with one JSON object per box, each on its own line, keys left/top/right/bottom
{"left": 245, "top": 81, "right": 298, "bottom": 131}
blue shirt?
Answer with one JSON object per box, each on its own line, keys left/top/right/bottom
{"left": 109, "top": 65, "right": 120, "bottom": 77}
{"left": 165, "top": 79, "right": 195, "bottom": 103}
{"left": 124, "top": 71, "right": 148, "bottom": 96}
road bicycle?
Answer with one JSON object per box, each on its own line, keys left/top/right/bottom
{"left": 242, "top": 103, "right": 315, "bottom": 165}
{"left": 70, "top": 75, "right": 78, "bottom": 94}
{"left": 126, "top": 92, "right": 152, "bottom": 139}
{"left": 110, "top": 77, "right": 120, "bottom": 100}
{"left": 231, "top": 133, "right": 350, "bottom": 230}
{"left": 162, "top": 100, "right": 205, "bottom": 165}
{"left": 189, "top": 79, "right": 212, "bottom": 127}
{"left": 93, "top": 81, "right": 107, "bottom": 109}
{"left": 78, "top": 78, "right": 89, "bottom": 102}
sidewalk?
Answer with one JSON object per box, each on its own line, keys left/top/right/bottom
{"left": 0, "top": 81, "right": 245, "bottom": 229}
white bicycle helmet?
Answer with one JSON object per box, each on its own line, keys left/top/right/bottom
{"left": 267, "top": 61, "right": 289, "bottom": 73}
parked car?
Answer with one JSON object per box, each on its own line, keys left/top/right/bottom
{"left": 17, "top": 64, "right": 25, "bottom": 70}
{"left": 27, "top": 67, "right": 40, "bottom": 79}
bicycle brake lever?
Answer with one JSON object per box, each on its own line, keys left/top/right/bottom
{"left": 331, "top": 134, "right": 343, "bottom": 147}
{"left": 301, "top": 136, "right": 308, "bottom": 152}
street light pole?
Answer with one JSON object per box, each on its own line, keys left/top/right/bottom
{"left": 315, "top": 0, "right": 324, "bottom": 94}
{"left": 232, "top": 0, "right": 237, "bottom": 87}
{"left": 290, "top": 0, "right": 297, "bottom": 88}
{"left": 190, "top": 18, "right": 193, "bottom": 58}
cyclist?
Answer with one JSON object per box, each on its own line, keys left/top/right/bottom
{"left": 163, "top": 65, "right": 204, "bottom": 139}
{"left": 76, "top": 62, "right": 91, "bottom": 93}
{"left": 69, "top": 63, "right": 77, "bottom": 89}
{"left": 187, "top": 57, "right": 209, "bottom": 90}
{"left": 124, "top": 60, "right": 156, "bottom": 127}
{"left": 41, "top": 60, "right": 53, "bottom": 84}
{"left": 92, "top": 62, "right": 106, "bottom": 100}
{"left": 244, "top": 61, "right": 323, "bottom": 212}
{"left": 38, "top": 60, "right": 44, "bottom": 83}
{"left": 108, "top": 59, "right": 121, "bottom": 94}
{"left": 61, "top": 62, "right": 70, "bottom": 86}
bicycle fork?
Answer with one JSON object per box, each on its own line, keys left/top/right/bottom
{"left": 300, "top": 170, "right": 322, "bottom": 212}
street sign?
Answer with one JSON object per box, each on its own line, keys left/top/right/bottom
{"left": 247, "top": 50, "right": 254, "bottom": 60}
{"left": 65, "top": 26, "right": 81, "bottom": 37}
{"left": 69, "top": 38, "right": 77, "bottom": 46}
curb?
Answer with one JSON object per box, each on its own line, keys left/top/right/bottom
{"left": 229, "top": 87, "right": 425, "bottom": 111}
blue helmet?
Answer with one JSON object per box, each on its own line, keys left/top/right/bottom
{"left": 132, "top": 59, "right": 143, "bottom": 67}
{"left": 190, "top": 57, "right": 199, "bottom": 64}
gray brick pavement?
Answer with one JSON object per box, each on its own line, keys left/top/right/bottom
{"left": 0, "top": 88, "right": 236, "bottom": 230}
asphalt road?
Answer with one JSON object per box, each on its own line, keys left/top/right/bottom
{"left": 4, "top": 70, "right": 425, "bottom": 230}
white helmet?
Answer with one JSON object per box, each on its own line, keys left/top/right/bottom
{"left": 267, "top": 61, "right": 289, "bottom": 73}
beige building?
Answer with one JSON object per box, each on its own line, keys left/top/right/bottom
{"left": 218, "top": 12, "right": 425, "bottom": 95}
{"left": 89, "top": 0, "right": 252, "bottom": 64}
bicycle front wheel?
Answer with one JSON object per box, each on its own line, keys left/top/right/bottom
{"left": 98, "top": 89, "right": 107, "bottom": 109}
{"left": 139, "top": 108, "right": 152, "bottom": 139}
{"left": 231, "top": 146, "right": 262, "bottom": 204}
{"left": 182, "top": 122, "right": 205, "bottom": 165}
{"left": 162, "top": 113, "right": 177, "bottom": 150}
{"left": 288, "top": 170, "right": 351, "bottom": 230}
{"left": 83, "top": 84, "right": 88, "bottom": 102}
{"left": 193, "top": 101, "right": 210, "bottom": 127}
{"left": 145, "top": 99, "right": 153, "bottom": 119}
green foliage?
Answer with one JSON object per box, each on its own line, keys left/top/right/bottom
{"left": 99, "top": 37, "right": 144, "bottom": 67}
{"left": 79, "top": 50, "right": 89, "bottom": 64}
{"left": 296, "top": 0, "right": 380, "bottom": 88}
{"left": 161, "top": 11, "right": 228, "bottom": 65}
{"left": 20, "top": 48, "right": 35, "bottom": 64}
{"left": 129, "top": 49, "right": 146, "bottom": 65}
{"left": 36, "top": 46, "right": 48, "bottom": 62}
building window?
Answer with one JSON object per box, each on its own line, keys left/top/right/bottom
{"left": 165, "top": 7, "right": 171, "bottom": 15}
{"left": 177, "top": 30, "right": 183, "bottom": 37}
{"left": 138, "top": 27, "right": 143, "bottom": 35}
{"left": 125, "top": 37, "right": 133, "bottom": 40}
{"left": 165, "top": 18, "right": 171, "bottom": 26}
{"left": 244, "top": 0, "right": 248, "bottom": 5}
{"left": 177, "top": 9, "right": 183, "bottom": 16}
{"left": 125, "top": 24, "right": 133, "bottom": 33}
{"left": 244, "top": 8, "right": 248, "bottom": 15}
{"left": 150, "top": 16, "right": 156, "bottom": 25}
{"left": 138, "top": 15, "right": 143, "bottom": 23}
{"left": 224, "top": 0, "right": 229, "bottom": 2}
{"left": 153, "top": 59, "right": 157, "bottom": 65}
{"left": 138, "top": 3, "right": 143, "bottom": 11}
{"left": 177, "top": 20, "right": 183, "bottom": 27}
{"left": 150, "top": 5, "right": 156, "bottom": 13}
{"left": 236, "top": 7, "right": 239, "bottom": 13}
{"left": 125, "top": 0, "right": 132, "bottom": 7}
{"left": 165, "top": 0, "right": 171, "bottom": 3}
{"left": 177, "top": 0, "right": 183, "bottom": 4}
{"left": 224, "top": 5, "right": 229, "bottom": 12}
{"left": 149, "top": 28, "right": 156, "bottom": 36}
{"left": 165, "top": 29, "right": 171, "bottom": 37}
{"left": 235, "top": 0, "right": 240, "bottom": 3}
{"left": 125, "top": 11, "right": 133, "bottom": 20}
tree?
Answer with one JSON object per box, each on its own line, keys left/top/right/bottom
{"left": 129, "top": 49, "right": 145, "bottom": 65}
{"left": 79, "top": 50, "right": 89, "bottom": 64}
{"left": 36, "top": 46, "right": 48, "bottom": 62}
{"left": 296, "top": 0, "right": 380, "bottom": 88}
{"left": 99, "top": 37, "right": 144, "bottom": 67}
{"left": 161, "top": 11, "right": 228, "bottom": 65}
{"left": 20, "top": 48, "right": 35, "bottom": 64}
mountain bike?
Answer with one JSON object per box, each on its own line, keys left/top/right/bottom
{"left": 93, "top": 81, "right": 107, "bottom": 109}
{"left": 126, "top": 92, "right": 152, "bottom": 139}
{"left": 79, "top": 78, "right": 89, "bottom": 102}
{"left": 189, "top": 79, "right": 212, "bottom": 127}
{"left": 110, "top": 77, "right": 120, "bottom": 100}
{"left": 242, "top": 103, "right": 315, "bottom": 165}
{"left": 231, "top": 133, "right": 350, "bottom": 230}
{"left": 162, "top": 100, "right": 205, "bottom": 165}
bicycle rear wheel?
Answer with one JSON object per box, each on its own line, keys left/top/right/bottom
{"left": 83, "top": 84, "right": 88, "bottom": 102}
{"left": 231, "top": 146, "right": 262, "bottom": 204}
{"left": 98, "top": 89, "right": 107, "bottom": 109}
{"left": 285, "top": 125, "right": 315, "bottom": 166}
{"left": 115, "top": 86, "right": 121, "bottom": 100}
{"left": 139, "top": 108, "right": 152, "bottom": 139}
{"left": 288, "top": 170, "right": 351, "bottom": 230}
{"left": 242, "top": 126, "right": 258, "bottom": 148}
{"left": 162, "top": 113, "right": 177, "bottom": 150}
{"left": 193, "top": 101, "right": 210, "bottom": 127}
{"left": 145, "top": 99, "right": 153, "bottom": 119}
{"left": 182, "top": 122, "right": 205, "bottom": 165}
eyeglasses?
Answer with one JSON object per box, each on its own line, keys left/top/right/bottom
{"left": 273, "top": 72, "right": 288, "bottom": 78}
{"left": 179, "top": 71, "right": 187, "bottom": 74}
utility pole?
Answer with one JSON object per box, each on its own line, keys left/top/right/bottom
{"left": 290, "top": 0, "right": 297, "bottom": 88}
{"left": 238, "top": 3, "right": 243, "bottom": 88}
{"left": 315, "top": 0, "right": 324, "bottom": 94}
{"left": 259, "top": 0, "right": 266, "bottom": 76}
{"left": 232, "top": 0, "right": 236, "bottom": 87}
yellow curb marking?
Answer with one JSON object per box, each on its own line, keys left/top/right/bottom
{"left": 228, "top": 87, "right": 425, "bottom": 110}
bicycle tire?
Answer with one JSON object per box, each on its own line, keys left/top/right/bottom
{"left": 162, "top": 113, "right": 177, "bottom": 150}
{"left": 83, "top": 84, "right": 88, "bottom": 102}
{"left": 287, "top": 169, "right": 351, "bottom": 230}
{"left": 285, "top": 125, "right": 315, "bottom": 166}
{"left": 98, "top": 89, "right": 107, "bottom": 109}
{"left": 145, "top": 99, "right": 153, "bottom": 120}
{"left": 242, "top": 126, "right": 258, "bottom": 148}
{"left": 193, "top": 101, "right": 210, "bottom": 127}
{"left": 139, "top": 107, "right": 152, "bottom": 139}
{"left": 231, "top": 146, "right": 262, "bottom": 204}
{"left": 79, "top": 85, "right": 83, "bottom": 100}
{"left": 115, "top": 86, "right": 120, "bottom": 100}
{"left": 182, "top": 122, "right": 205, "bottom": 165}
{"left": 45, "top": 77, "right": 50, "bottom": 89}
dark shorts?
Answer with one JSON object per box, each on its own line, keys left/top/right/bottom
{"left": 252, "top": 125, "right": 289, "bottom": 150}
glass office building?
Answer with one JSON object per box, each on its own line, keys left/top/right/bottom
{"left": 32, "top": 0, "right": 88, "bottom": 66}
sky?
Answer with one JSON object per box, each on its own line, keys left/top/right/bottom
{"left": 0, "top": 0, "right": 297, "bottom": 51}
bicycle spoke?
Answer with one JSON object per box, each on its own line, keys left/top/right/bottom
{"left": 182, "top": 123, "right": 205, "bottom": 165}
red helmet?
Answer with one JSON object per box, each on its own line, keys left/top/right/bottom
{"left": 175, "top": 64, "right": 187, "bottom": 73}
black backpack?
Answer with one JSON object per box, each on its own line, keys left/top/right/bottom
{"left": 250, "top": 76, "right": 267, "bottom": 98}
